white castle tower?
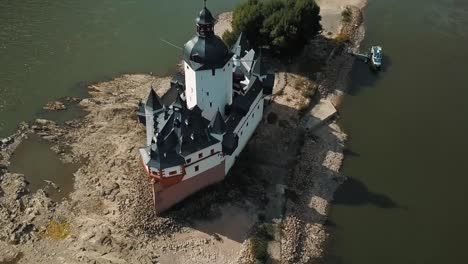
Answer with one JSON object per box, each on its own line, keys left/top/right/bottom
{"left": 183, "top": 4, "right": 233, "bottom": 119}
{"left": 137, "top": 2, "right": 274, "bottom": 213}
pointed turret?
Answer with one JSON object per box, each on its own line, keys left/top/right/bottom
{"left": 146, "top": 88, "right": 163, "bottom": 112}
{"left": 251, "top": 50, "right": 266, "bottom": 79}
{"left": 172, "top": 92, "right": 186, "bottom": 111}
{"left": 232, "top": 32, "right": 249, "bottom": 57}
{"left": 144, "top": 88, "right": 163, "bottom": 146}
{"left": 209, "top": 110, "right": 226, "bottom": 135}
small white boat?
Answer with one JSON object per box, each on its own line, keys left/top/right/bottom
{"left": 370, "top": 46, "right": 382, "bottom": 69}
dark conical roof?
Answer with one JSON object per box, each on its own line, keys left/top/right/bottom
{"left": 172, "top": 92, "right": 186, "bottom": 110}
{"left": 209, "top": 110, "right": 226, "bottom": 134}
{"left": 196, "top": 7, "right": 215, "bottom": 25}
{"left": 184, "top": 3, "right": 231, "bottom": 71}
{"left": 183, "top": 35, "right": 231, "bottom": 70}
{"left": 146, "top": 88, "right": 163, "bottom": 111}
{"left": 232, "top": 32, "right": 249, "bottom": 56}
{"left": 191, "top": 105, "right": 203, "bottom": 116}
{"left": 251, "top": 51, "right": 266, "bottom": 77}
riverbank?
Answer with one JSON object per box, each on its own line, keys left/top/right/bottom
{"left": 0, "top": 1, "right": 367, "bottom": 263}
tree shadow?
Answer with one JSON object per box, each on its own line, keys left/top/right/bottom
{"left": 333, "top": 176, "right": 399, "bottom": 209}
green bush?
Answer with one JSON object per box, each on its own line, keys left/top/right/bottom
{"left": 222, "top": 30, "right": 238, "bottom": 47}
{"left": 227, "top": 0, "right": 322, "bottom": 55}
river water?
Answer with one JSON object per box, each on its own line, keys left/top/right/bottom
{"left": 0, "top": 0, "right": 240, "bottom": 198}
{"left": 2, "top": 0, "right": 468, "bottom": 261}
{"left": 0, "top": 0, "right": 240, "bottom": 137}
{"left": 329, "top": 0, "right": 468, "bottom": 263}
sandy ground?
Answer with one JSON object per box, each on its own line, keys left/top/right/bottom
{"left": 0, "top": 1, "right": 367, "bottom": 263}
{"left": 214, "top": 12, "right": 233, "bottom": 37}
{"left": 317, "top": 0, "right": 367, "bottom": 37}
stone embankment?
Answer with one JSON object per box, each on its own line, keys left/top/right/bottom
{"left": 279, "top": 5, "right": 366, "bottom": 263}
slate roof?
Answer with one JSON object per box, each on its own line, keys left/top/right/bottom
{"left": 196, "top": 7, "right": 215, "bottom": 25}
{"left": 184, "top": 5, "right": 232, "bottom": 71}
{"left": 251, "top": 51, "right": 267, "bottom": 77}
{"left": 231, "top": 32, "right": 250, "bottom": 57}
{"left": 139, "top": 16, "right": 276, "bottom": 171}
{"left": 146, "top": 88, "right": 163, "bottom": 112}
{"left": 209, "top": 110, "right": 227, "bottom": 134}
{"left": 148, "top": 130, "right": 186, "bottom": 169}
{"left": 142, "top": 87, "right": 222, "bottom": 170}
{"left": 184, "top": 35, "right": 232, "bottom": 71}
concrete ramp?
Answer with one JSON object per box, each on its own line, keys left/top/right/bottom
{"left": 303, "top": 99, "right": 337, "bottom": 131}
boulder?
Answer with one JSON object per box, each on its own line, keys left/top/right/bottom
{"left": 43, "top": 101, "right": 66, "bottom": 111}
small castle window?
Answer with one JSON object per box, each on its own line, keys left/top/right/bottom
{"left": 206, "top": 92, "right": 209, "bottom": 96}
{"left": 195, "top": 165, "right": 199, "bottom": 172}
{"left": 210, "top": 102, "right": 213, "bottom": 107}
{"left": 211, "top": 149, "right": 215, "bottom": 155}
{"left": 246, "top": 122, "right": 249, "bottom": 127}
{"left": 186, "top": 158, "right": 191, "bottom": 164}
{"left": 212, "top": 69, "right": 215, "bottom": 76}
{"left": 199, "top": 153, "right": 203, "bottom": 159}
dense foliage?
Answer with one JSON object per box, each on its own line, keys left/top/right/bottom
{"left": 223, "top": 0, "right": 321, "bottom": 55}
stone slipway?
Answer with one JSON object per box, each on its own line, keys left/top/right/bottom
{"left": 303, "top": 99, "right": 338, "bottom": 131}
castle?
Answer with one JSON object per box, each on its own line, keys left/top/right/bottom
{"left": 137, "top": 4, "right": 274, "bottom": 213}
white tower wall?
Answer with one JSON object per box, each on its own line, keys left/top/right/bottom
{"left": 184, "top": 60, "right": 233, "bottom": 119}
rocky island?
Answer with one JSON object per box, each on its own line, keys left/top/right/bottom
{"left": 0, "top": 0, "right": 367, "bottom": 263}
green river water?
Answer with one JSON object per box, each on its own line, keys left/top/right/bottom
{"left": 1, "top": 0, "right": 468, "bottom": 262}
{"left": 329, "top": 0, "right": 468, "bottom": 263}
{"left": 0, "top": 0, "right": 240, "bottom": 137}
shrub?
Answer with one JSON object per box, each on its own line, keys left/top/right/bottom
{"left": 228, "top": 0, "right": 322, "bottom": 55}
{"left": 249, "top": 224, "right": 277, "bottom": 262}
{"left": 342, "top": 7, "right": 352, "bottom": 23}
{"left": 41, "top": 219, "right": 70, "bottom": 240}
{"left": 222, "top": 30, "right": 238, "bottom": 47}
{"left": 267, "top": 112, "right": 278, "bottom": 124}
{"left": 334, "top": 31, "right": 350, "bottom": 44}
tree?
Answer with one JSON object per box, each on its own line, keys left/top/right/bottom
{"left": 222, "top": 0, "right": 321, "bottom": 56}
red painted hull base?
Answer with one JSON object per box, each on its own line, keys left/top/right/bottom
{"left": 152, "top": 161, "right": 226, "bottom": 213}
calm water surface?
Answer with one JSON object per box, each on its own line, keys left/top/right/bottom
{"left": 330, "top": 0, "right": 468, "bottom": 263}
{"left": 8, "top": 134, "right": 81, "bottom": 201}
{"left": 0, "top": 0, "right": 240, "bottom": 137}
{"left": 0, "top": 0, "right": 239, "bottom": 198}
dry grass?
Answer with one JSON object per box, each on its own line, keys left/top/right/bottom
{"left": 334, "top": 31, "right": 350, "bottom": 44}
{"left": 40, "top": 219, "right": 70, "bottom": 240}
{"left": 342, "top": 7, "right": 352, "bottom": 23}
